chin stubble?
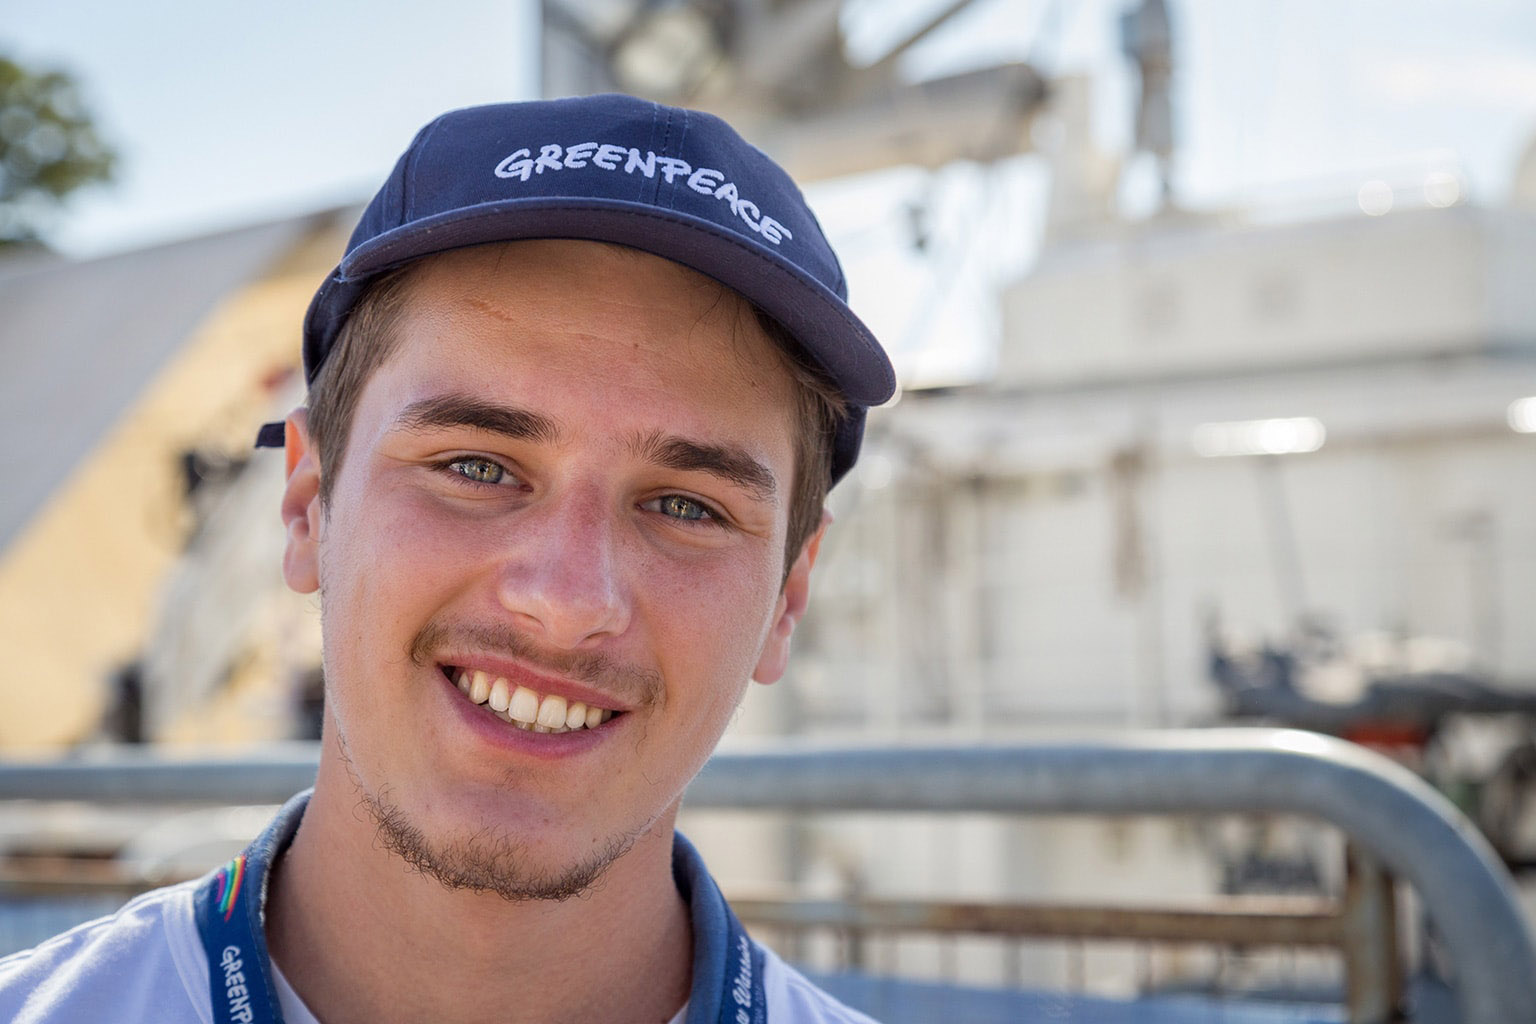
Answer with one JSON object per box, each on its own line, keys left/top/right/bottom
{"left": 358, "top": 783, "right": 641, "bottom": 902}
{"left": 330, "top": 725, "right": 643, "bottom": 902}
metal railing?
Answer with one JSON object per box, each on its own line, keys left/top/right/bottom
{"left": 693, "top": 731, "right": 1535, "bottom": 1024}
{"left": 0, "top": 729, "right": 1530, "bottom": 1023}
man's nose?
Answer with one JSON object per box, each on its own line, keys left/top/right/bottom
{"left": 494, "top": 491, "right": 631, "bottom": 649}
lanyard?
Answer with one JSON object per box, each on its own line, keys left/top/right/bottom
{"left": 194, "top": 792, "right": 767, "bottom": 1024}
{"left": 193, "top": 790, "right": 307, "bottom": 1024}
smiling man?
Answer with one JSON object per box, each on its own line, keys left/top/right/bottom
{"left": 0, "top": 95, "right": 894, "bottom": 1023}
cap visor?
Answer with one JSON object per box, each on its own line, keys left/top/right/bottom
{"left": 309, "top": 197, "right": 895, "bottom": 406}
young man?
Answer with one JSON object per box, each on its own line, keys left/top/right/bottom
{"left": 0, "top": 93, "right": 894, "bottom": 1023}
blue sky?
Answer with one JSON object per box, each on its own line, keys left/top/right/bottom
{"left": 7, "top": 0, "right": 1536, "bottom": 381}
{"left": 5, "top": 0, "right": 540, "bottom": 252}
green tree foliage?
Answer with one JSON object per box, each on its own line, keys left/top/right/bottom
{"left": 0, "top": 56, "right": 116, "bottom": 248}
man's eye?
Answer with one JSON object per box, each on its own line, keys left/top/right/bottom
{"left": 446, "top": 457, "right": 507, "bottom": 484}
{"left": 654, "top": 494, "right": 714, "bottom": 522}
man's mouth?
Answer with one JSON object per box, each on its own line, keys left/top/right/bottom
{"left": 440, "top": 665, "right": 618, "bottom": 734}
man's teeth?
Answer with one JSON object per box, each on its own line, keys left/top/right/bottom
{"left": 536, "top": 694, "right": 568, "bottom": 728}
{"left": 509, "top": 684, "right": 539, "bottom": 724}
{"left": 469, "top": 671, "right": 491, "bottom": 705}
{"left": 454, "top": 670, "right": 614, "bottom": 733}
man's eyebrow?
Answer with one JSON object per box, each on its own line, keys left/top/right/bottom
{"left": 393, "top": 395, "right": 560, "bottom": 443}
{"left": 633, "top": 432, "right": 778, "bottom": 501}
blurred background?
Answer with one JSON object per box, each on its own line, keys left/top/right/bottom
{"left": 4, "top": 1, "right": 1536, "bottom": 1019}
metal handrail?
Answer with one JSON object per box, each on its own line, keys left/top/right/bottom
{"left": 693, "top": 730, "right": 1536, "bottom": 1024}
{"left": 0, "top": 729, "right": 1531, "bottom": 1023}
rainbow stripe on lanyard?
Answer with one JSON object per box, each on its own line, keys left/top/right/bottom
{"left": 193, "top": 792, "right": 767, "bottom": 1024}
{"left": 215, "top": 856, "right": 246, "bottom": 920}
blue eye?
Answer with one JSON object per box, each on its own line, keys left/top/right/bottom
{"left": 447, "top": 457, "right": 506, "bottom": 484}
{"left": 656, "top": 495, "right": 712, "bottom": 521}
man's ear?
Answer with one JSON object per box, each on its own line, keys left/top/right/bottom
{"left": 280, "top": 409, "right": 323, "bottom": 595}
{"left": 752, "top": 509, "right": 832, "bottom": 685}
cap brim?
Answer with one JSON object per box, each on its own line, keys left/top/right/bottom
{"left": 305, "top": 197, "right": 895, "bottom": 407}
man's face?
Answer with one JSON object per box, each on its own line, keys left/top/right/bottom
{"left": 281, "top": 240, "right": 815, "bottom": 897}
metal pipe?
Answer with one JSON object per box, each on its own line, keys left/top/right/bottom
{"left": 728, "top": 893, "right": 1343, "bottom": 948}
{"left": 0, "top": 729, "right": 1529, "bottom": 1022}
{"left": 0, "top": 747, "right": 319, "bottom": 804}
{"left": 1339, "top": 845, "right": 1401, "bottom": 1024}
{"left": 688, "top": 730, "right": 1536, "bottom": 1024}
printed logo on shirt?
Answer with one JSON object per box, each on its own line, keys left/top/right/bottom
{"left": 220, "top": 945, "right": 256, "bottom": 1024}
{"left": 492, "top": 142, "right": 795, "bottom": 247}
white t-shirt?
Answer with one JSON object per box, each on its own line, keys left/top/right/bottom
{"left": 0, "top": 840, "right": 877, "bottom": 1024}
{"left": 268, "top": 956, "right": 687, "bottom": 1024}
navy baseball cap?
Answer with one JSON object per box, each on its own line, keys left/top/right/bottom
{"left": 269, "top": 93, "right": 895, "bottom": 484}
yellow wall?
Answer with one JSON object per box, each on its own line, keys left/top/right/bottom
{"left": 0, "top": 224, "right": 343, "bottom": 751}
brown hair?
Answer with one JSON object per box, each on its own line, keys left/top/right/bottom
{"left": 304, "top": 263, "right": 846, "bottom": 582}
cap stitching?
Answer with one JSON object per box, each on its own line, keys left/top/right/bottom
{"left": 643, "top": 103, "right": 663, "bottom": 206}
{"left": 400, "top": 118, "right": 442, "bottom": 223}
{"left": 658, "top": 107, "right": 679, "bottom": 211}
{"left": 670, "top": 109, "right": 690, "bottom": 212}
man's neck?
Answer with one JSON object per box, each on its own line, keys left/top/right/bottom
{"left": 265, "top": 762, "right": 693, "bottom": 1024}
